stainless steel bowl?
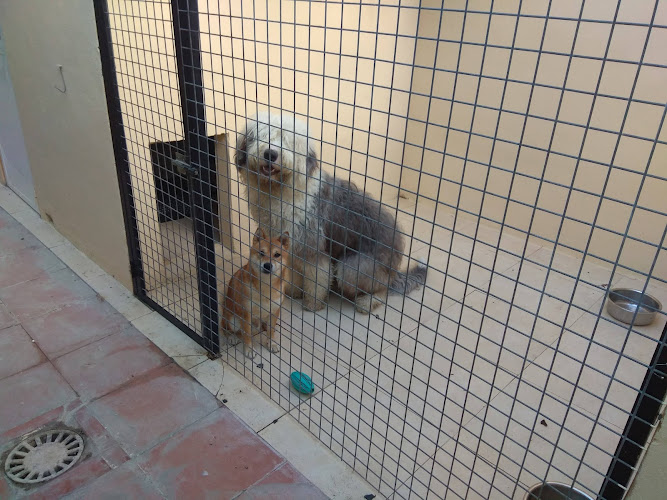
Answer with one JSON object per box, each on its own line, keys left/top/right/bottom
{"left": 524, "top": 482, "right": 593, "bottom": 500}
{"left": 606, "top": 288, "right": 662, "bottom": 326}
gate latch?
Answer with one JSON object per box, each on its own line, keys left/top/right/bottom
{"left": 172, "top": 153, "right": 199, "bottom": 177}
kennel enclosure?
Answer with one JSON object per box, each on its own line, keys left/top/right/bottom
{"left": 95, "top": 0, "right": 667, "bottom": 498}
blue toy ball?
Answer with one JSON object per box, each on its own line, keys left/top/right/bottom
{"left": 290, "top": 371, "right": 314, "bottom": 395}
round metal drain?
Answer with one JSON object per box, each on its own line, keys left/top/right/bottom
{"left": 4, "top": 429, "right": 84, "bottom": 484}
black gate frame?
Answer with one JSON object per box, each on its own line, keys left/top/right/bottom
{"left": 94, "top": 0, "right": 220, "bottom": 355}
{"left": 600, "top": 320, "right": 667, "bottom": 499}
{"left": 93, "top": 0, "right": 666, "bottom": 496}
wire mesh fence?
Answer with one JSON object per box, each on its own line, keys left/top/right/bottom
{"left": 98, "top": 0, "right": 667, "bottom": 498}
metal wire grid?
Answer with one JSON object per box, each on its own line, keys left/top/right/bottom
{"left": 101, "top": 0, "right": 667, "bottom": 498}
{"left": 104, "top": 0, "right": 202, "bottom": 342}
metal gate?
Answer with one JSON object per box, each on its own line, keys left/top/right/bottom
{"left": 94, "top": 0, "right": 667, "bottom": 498}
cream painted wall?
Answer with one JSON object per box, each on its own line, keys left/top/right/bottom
{"left": 401, "top": 0, "right": 667, "bottom": 276}
{"left": 0, "top": 0, "right": 132, "bottom": 289}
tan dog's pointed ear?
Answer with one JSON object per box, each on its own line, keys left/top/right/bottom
{"left": 253, "top": 226, "right": 266, "bottom": 244}
{"left": 279, "top": 231, "right": 290, "bottom": 250}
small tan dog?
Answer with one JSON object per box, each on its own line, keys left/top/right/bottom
{"left": 221, "top": 227, "right": 290, "bottom": 358}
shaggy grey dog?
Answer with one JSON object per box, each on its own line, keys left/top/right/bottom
{"left": 234, "top": 111, "right": 427, "bottom": 313}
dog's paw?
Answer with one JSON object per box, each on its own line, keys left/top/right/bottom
{"left": 243, "top": 344, "right": 256, "bottom": 358}
{"left": 225, "top": 335, "right": 241, "bottom": 347}
{"left": 303, "top": 296, "right": 326, "bottom": 312}
{"left": 261, "top": 338, "right": 280, "bottom": 353}
{"left": 355, "top": 304, "right": 372, "bottom": 314}
{"left": 286, "top": 286, "right": 304, "bottom": 299}
{"left": 355, "top": 295, "right": 381, "bottom": 314}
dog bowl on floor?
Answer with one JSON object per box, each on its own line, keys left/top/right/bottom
{"left": 606, "top": 288, "right": 662, "bottom": 326}
{"left": 524, "top": 482, "right": 593, "bottom": 500}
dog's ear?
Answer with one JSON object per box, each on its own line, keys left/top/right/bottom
{"left": 253, "top": 226, "right": 266, "bottom": 244}
{"left": 235, "top": 134, "right": 247, "bottom": 167}
{"left": 306, "top": 148, "right": 319, "bottom": 176}
{"left": 279, "top": 231, "right": 290, "bottom": 250}
{"left": 235, "top": 127, "right": 254, "bottom": 167}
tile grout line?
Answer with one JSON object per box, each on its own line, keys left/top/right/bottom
{"left": 0, "top": 330, "right": 66, "bottom": 391}
{"left": 229, "top": 460, "right": 289, "bottom": 500}
{"left": 130, "top": 460, "right": 170, "bottom": 500}
{"left": 89, "top": 363, "right": 224, "bottom": 452}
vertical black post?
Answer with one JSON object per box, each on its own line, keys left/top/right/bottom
{"left": 93, "top": 0, "right": 146, "bottom": 296}
{"left": 171, "top": 0, "right": 219, "bottom": 353}
{"left": 599, "top": 320, "right": 667, "bottom": 499}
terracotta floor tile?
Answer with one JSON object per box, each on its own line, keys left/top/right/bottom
{"left": 73, "top": 405, "right": 129, "bottom": 469}
{"left": 23, "top": 457, "right": 111, "bottom": 500}
{"left": 0, "top": 475, "right": 10, "bottom": 500}
{"left": 0, "top": 363, "right": 76, "bottom": 434}
{"left": 22, "top": 298, "right": 130, "bottom": 359}
{"left": 0, "top": 244, "right": 66, "bottom": 289}
{"left": 63, "top": 462, "right": 163, "bottom": 500}
{"left": 0, "top": 300, "right": 19, "bottom": 330}
{"left": 88, "top": 363, "right": 220, "bottom": 456}
{"left": 0, "top": 324, "right": 46, "bottom": 380}
{"left": 238, "top": 463, "right": 328, "bottom": 500}
{"left": 137, "top": 407, "right": 284, "bottom": 499}
{"left": 54, "top": 327, "right": 171, "bottom": 401}
{"left": 0, "top": 268, "right": 94, "bottom": 320}
{"left": 0, "top": 400, "right": 83, "bottom": 447}
{"left": 0, "top": 215, "right": 42, "bottom": 255}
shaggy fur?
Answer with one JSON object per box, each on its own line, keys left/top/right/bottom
{"left": 235, "top": 111, "right": 427, "bottom": 313}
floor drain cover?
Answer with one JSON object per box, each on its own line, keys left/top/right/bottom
{"left": 4, "top": 429, "right": 84, "bottom": 484}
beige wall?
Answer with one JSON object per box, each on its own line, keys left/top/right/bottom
{"left": 401, "top": 0, "right": 667, "bottom": 277}
{"left": 0, "top": 0, "right": 132, "bottom": 289}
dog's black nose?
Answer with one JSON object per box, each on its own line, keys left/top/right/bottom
{"left": 262, "top": 262, "right": 272, "bottom": 273}
{"left": 263, "top": 149, "right": 279, "bottom": 162}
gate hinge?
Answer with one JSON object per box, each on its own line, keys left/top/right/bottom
{"left": 172, "top": 153, "right": 199, "bottom": 177}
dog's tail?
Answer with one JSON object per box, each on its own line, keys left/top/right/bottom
{"left": 389, "top": 257, "right": 428, "bottom": 296}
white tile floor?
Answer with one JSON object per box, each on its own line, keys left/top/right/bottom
{"left": 218, "top": 196, "right": 665, "bottom": 499}
{"left": 5, "top": 182, "right": 664, "bottom": 500}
